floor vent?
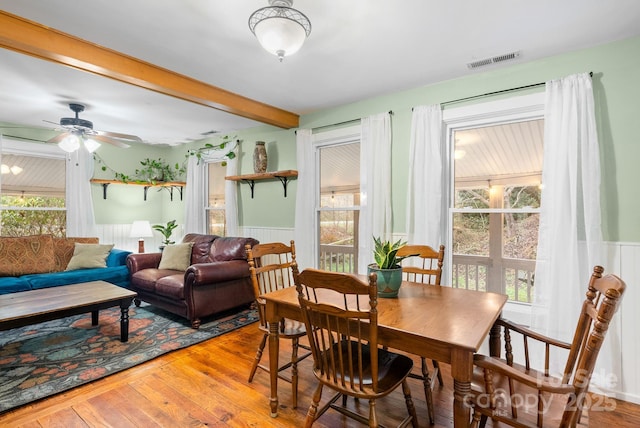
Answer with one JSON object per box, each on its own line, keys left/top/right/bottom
{"left": 467, "top": 51, "right": 521, "bottom": 69}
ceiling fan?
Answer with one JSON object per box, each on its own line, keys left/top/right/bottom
{"left": 46, "top": 103, "right": 141, "bottom": 152}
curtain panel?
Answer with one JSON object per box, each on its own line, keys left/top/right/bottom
{"left": 358, "top": 112, "right": 392, "bottom": 274}
{"left": 294, "top": 129, "right": 315, "bottom": 271}
{"left": 532, "top": 72, "right": 608, "bottom": 378}
{"left": 66, "top": 147, "right": 97, "bottom": 237}
{"left": 406, "top": 104, "right": 445, "bottom": 249}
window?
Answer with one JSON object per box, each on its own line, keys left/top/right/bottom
{"left": 316, "top": 131, "right": 361, "bottom": 273}
{"left": 0, "top": 144, "right": 66, "bottom": 237}
{"left": 206, "top": 162, "right": 226, "bottom": 236}
{"left": 444, "top": 94, "right": 545, "bottom": 306}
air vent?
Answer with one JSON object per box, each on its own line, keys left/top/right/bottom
{"left": 201, "top": 130, "right": 219, "bottom": 136}
{"left": 467, "top": 51, "right": 521, "bottom": 69}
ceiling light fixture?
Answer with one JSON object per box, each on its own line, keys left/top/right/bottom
{"left": 248, "top": 0, "right": 311, "bottom": 62}
{"left": 57, "top": 133, "right": 101, "bottom": 154}
{"left": 1, "top": 164, "right": 23, "bottom": 175}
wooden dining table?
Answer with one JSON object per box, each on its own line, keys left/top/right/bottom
{"left": 262, "top": 278, "right": 507, "bottom": 428}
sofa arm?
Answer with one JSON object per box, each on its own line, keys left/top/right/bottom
{"left": 126, "top": 252, "right": 162, "bottom": 274}
{"left": 107, "top": 249, "right": 133, "bottom": 267}
{"left": 185, "top": 260, "right": 251, "bottom": 286}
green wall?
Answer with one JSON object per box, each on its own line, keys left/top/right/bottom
{"left": 92, "top": 35, "right": 640, "bottom": 242}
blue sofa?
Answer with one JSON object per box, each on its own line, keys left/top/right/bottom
{"left": 0, "top": 235, "right": 131, "bottom": 295}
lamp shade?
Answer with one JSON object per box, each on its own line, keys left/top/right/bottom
{"left": 83, "top": 138, "right": 101, "bottom": 153}
{"left": 249, "top": 0, "right": 311, "bottom": 61}
{"left": 129, "top": 220, "right": 153, "bottom": 238}
{"left": 58, "top": 134, "right": 81, "bottom": 153}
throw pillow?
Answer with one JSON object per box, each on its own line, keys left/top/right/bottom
{"left": 0, "top": 234, "right": 56, "bottom": 276}
{"left": 53, "top": 237, "right": 100, "bottom": 271}
{"left": 65, "top": 243, "right": 114, "bottom": 271}
{"left": 158, "top": 242, "right": 194, "bottom": 271}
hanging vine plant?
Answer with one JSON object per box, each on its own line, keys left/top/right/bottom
{"left": 185, "top": 135, "right": 238, "bottom": 166}
{"left": 93, "top": 135, "right": 239, "bottom": 183}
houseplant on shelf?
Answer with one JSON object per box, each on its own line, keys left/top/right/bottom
{"left": 368, "top": 236, "right": 416, "bottom": 298}
{"left": 152, "top": 220, "right": 178, "bottom": 250}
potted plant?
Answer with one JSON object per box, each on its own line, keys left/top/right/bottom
{"left": 368, "top": 236, "right": 416, "bottom": 298}
{"left": 152, "top": 220, "right": 178, "bottom": 250}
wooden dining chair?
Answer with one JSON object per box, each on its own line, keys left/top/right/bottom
{"left": 397, "top": 243, "right": 445, "bottom": 424}
{"left": 469, "top": 265, "right": 626, "bottom": 428}
{"left": 293, "top": 266, "right": 418, "bottom": 428}
{"left": 245, "top": 241, "right": 311, "bottom": 408}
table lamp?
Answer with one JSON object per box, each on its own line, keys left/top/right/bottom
{"left": 130, "top": 220, "right": 153, "bottom": 253}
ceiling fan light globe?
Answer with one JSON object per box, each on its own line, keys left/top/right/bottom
{"left": 58, "top": 134, "right": 80, "bottom": 153}
{"left": 83, "top": 138, "right": 101, "bottom": 153}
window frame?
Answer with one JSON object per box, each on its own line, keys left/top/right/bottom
{"left": 1, "top": 138, "right": 67, "bottom": 235}
{"left": 443, "top": 93, "right": 545, "bottom": 324}
{"left": 204, "top": 160, "right": 227, "bottom": 236}
{"left": 312, "top": 125, "right": 361, "bottom": 271}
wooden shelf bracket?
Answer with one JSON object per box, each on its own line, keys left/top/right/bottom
{"left": 225, "top": 170, "right": 298, "bottom": 199}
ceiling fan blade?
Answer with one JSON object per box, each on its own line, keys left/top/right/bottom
{"left": 96, "top": 130, "right": 142, "bottom": 143}
{"left": 91, "top": 134, "right": 132, "bottom": 148}
{"left": 47, "top": 132, "right": 71, "bottom": 144}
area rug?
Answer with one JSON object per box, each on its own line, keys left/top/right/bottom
{"left": 0, "top": 302, "right": 258, "bottom": 413}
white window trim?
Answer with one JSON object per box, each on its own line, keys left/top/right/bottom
{"left": 443, "top": 92, "right": 545, "bottom": 326}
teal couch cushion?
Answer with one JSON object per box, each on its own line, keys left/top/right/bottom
{"left": 24, "top": 265, "right": 130, "bottom": 290}
{"left": 0, "top": 276, "right": 31, "bottom": 295}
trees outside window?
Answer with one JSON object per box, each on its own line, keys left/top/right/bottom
{"left": 451, "top": 119, "right": 543, "bottom": 303}
{"left": 0, "top": 151, "right": 66, "bottom": 237}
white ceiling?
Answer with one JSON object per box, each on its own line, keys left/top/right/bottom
{"left": 1, "top": 0, "right": 640, "bottom": 146}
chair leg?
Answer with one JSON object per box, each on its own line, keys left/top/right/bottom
{"left": 305, "top": 383, "right": 324, "bottom": 428}
{"left": 248, "top": 332, "right": 268, "bottom": 382}
{"left": 368, "top": 398, "right": 378, "bottom": 428}
{"left": 291, "top": 337, "right": 300, "bottom": 408}
{"left": 421, "top": 357, "right": 435, "bottom": 425}
{"left": 402, "top": 379, "right": 419, "bottom": 428}
{"left": 432, "top": 359, "right": 443, "bottom": 386}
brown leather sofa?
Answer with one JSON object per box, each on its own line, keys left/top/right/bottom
{"left": 126, "top": 233, "right": 259, "bottom": 328}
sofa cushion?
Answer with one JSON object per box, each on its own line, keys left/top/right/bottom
{"left": 155, "top": 274, "right": 186, "bottom": 299}
{"left": 182, "top": 233, "right": 218, "bottom": 264}
{"left": 210, "top": 237, "right": 258, "bottom": 262}
{"left": 24, "top": 265, "right": 130, "bottom": 290}
{"left": 131, "top": 268, "right": 181, "bottom": 292}
{"left": 0, "top": 234, "right": 56, "bottom": 276}
{"left": 0, "top": 276, "right": 32, "bottom": 294}
{"left": 158, "top": 242, "right": 194, "bottom": 271}
{"left": 66, "top": 243, "right": 114, "bottom": 271}
{"left": 53, "top": 237, "right": 100, "bottom": 271}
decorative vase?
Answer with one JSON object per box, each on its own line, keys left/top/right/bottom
{"left": 367, "top": 264, "right": 403, "bottom": 298}
{"left": 253, "top": 141, "right": 267, "bottom": 173}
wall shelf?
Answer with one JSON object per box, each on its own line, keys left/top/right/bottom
{"left": 90, "top": 179, "right": 186, "bottom": 201}
{"left": 225, "top": 170, "right": 298, "bottom": 198}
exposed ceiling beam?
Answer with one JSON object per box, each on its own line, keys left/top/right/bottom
{"left": 0, "top": 10, "right": 299, "bottom": 129}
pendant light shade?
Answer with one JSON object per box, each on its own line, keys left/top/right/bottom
{"left": 249, "top": 0, "right": 311, "bottom": 62}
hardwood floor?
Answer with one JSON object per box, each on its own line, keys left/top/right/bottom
{"left": 1, "top": 322, "right": 639, "bottom": 427}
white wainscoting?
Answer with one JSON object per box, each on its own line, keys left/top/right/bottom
{"left": 238, "top": 226, "right": 295, "bottom": 247}
{"left": 95, "top": 224, "right": 640, "bottom": 403}
{"left": 95, "top": 223, "right": 185, "bottom": 254}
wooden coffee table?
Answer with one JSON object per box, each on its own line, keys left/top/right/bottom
{"left": 0, "top": 280, "right": 137, "bottom": 342}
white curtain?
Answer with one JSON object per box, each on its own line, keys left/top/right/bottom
{"left": 66, "top": 147, "right": 97, "bottom": 237}
{"left": 406, "top": 105, "right": 445, "bottom": 249}
{"left": 225, "top": 153, "right": 239, "bottom": 236}
{"left": 294, "top": 129, "right": 315, "bottom": 270}
{"left": 184, "top": 155, "right": 206, "bottom": 234}
{"left": 358, "top": 112, "right": 392, "bottom": 274}
{"left": 532, "top": 73, "right": 607, "bottom": 374}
